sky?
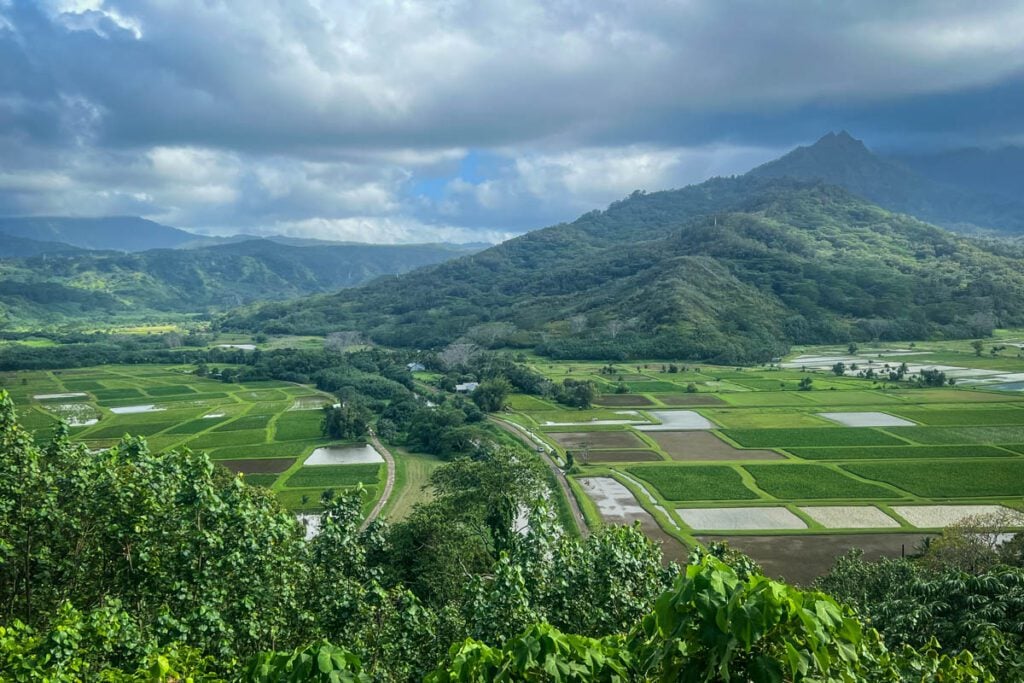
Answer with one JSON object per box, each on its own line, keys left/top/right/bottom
{"left": 1, "top": 1, "right": 1023, "bottom": 244}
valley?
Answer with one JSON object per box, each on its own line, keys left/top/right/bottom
{"left": 5, "top": 331, "right": 1023, "bottom": 584}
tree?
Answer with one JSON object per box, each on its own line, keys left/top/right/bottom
{"left": 848, "top": 341, "right": 859, "bottom": 354}
{"left": 972, "top": 339, "right": 985, "bottom": 356}
{"left": 321, "top": 401, "right": 371, "bottom": 439}
{"left": 0, "top": 391, "right": 310, "bottom": 662}
{"left": 431, "top": 556, "right": 991, "bottom": 682}
{"left": 471, "top": 378, "right": 511, "bottom": 413}
{"left": 798, "top": 376, "right": 813, "bottom": 391}
{"left": 832, "top": 361, "right": 846, "bottom": 376}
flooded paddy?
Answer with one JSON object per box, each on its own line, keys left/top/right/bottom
{"left": 304, "top": 444, "right": 384, "bottom": 465}
{"left": 110, "top": 405, "right": 166, "bottom": 415}
{"left": 800, "top": 505, "right": 901, "bottom": 528}
{"left": 818, "top": 412, "right": 916, "bottom": 427}
{"left": 636, "top": 410, "right": 714, "bottom": 431}
{"left": 578, "top": 476, "right": 685, "bottom": 562}
{"left": 891, "top": 504, "right": 1024, "bottom": 528}
{"left": 678, "top": 506, "right": 807, "bottom": 531}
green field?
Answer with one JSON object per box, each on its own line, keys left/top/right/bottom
{"left": 1, "top": 364, "right": 374, "bottom": 513}
{"left": 626, "top": 465, "right": 757, "bottom": 501}
{"left": 274, "top": 410, "right": 325, "bottom": 441}
{"left": 508, "top": 354, "right": 1024, "bottom": 545}
{"left": 722, "top": 428, "right": 906, "bottom": 448}
{"left": 890, "top": 425, "right": 1024, "bottom": 444}
{"left": 887, "top": 407, "right": 1024, "bottom": 426}
{"left": 786, "top": 445, "right": 1016, "bottom": 460}
{"left": 744, "top": 464, "right": 902, "bottom": 500}
{"left": 284, "top": 463, "right": 382, "bottom": 488}
{"left": 843, "top": 461, "right": 1024, "bottom": 498}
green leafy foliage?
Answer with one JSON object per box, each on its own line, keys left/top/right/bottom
{"left": 430, "top": 556, "right": 992, "bottom": 682}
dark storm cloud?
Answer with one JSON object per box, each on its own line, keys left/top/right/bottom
{"left": 1, "top": 0, "right": 1022, "bottom": 241}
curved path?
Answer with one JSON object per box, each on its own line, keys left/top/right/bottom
{"left": 360, "top": 431, "right": 396, "bottom": 531}
{"left": 489, "top": 416, "right": 589, "bottom": 537}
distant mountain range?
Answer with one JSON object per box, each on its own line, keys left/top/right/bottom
{"left": 0, "top": 216, "right": 196, "bottom": 252}
{"left": 749, "top": 131, "right": 1024, "bottom": 234}
{"left": 0, "top": 239, "right": 481, "bottom": 329}
{"left": 224, "top": 176, "right": 1024, "bottom": 363}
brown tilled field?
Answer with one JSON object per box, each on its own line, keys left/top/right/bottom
{"left": 595, "top": 394, "right": 655, "bottom": 406}
{"left": 548, "top": 430, "right": 648, "bottom": 449}
{"left": 648, "top": 431, "right": 782, "bottom": 461}
{"left": 584, "top": 449, "right": 662, "bottom": 463}
{"left": 219, "top": 458, "right": 296, "bottom": 473}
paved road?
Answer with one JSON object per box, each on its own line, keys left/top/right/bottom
{"left": 361, "top": 431, "right": 396, "bottom": 531}
{"left": 489, "top": 416, "right": 589, "bottom": 537}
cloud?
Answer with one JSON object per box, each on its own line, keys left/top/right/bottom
{"left": 0, "top": 1, "right": 1022, "bottom": 241}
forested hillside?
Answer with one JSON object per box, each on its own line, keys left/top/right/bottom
{"left": 0, "top": 216, "right": 196, "bottom": 251}
{"left": 749, "top": 132, "right": 1024, "bottom": 234}
{"left": 226, "top": 179, "right": 1024, "bottom": 363}
{"left": 0, "top": 239, "right": 478, "bottom": 328}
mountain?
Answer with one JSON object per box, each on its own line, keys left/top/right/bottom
{"left": 0, "top": 239, "right": 480, "bottom": 329}
{"left": 0, "top": 216, "right": 197, "bottom": 252}
{"left": 0, "top": 234, "right": 85, "bottom": 258}
{"left": 891, "top": 145, "right": 1024, "bottom": 201}
{"left": 748, "top": 131, "right": 1024, "bottom": 234}
{"left": 223, "top": 177, "right": 1024, "bottom": 363}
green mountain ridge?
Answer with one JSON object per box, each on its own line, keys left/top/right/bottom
{"left": 0, "top": 239, "right": 480, "bottom": 329}
{"left": 0, "top": 216, "right": 197, "bottom": 252}
{"left": 749, "top": 131, "right": 1024, "bottom": 234}
{"left": 224, "top": 178, "right": 1024, "bottom": 363}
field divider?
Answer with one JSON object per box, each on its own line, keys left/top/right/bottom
{"left": 734, "top": 465, "right": 775, "bottom": 500}
{"left": 609, "top": 471, "right": 695, "bottom": 550}
{"left": 875, "top": 503, "right": 913, "bottom": 529}
{"left": 785, "top": 504, "right": 824, "bottom": 531}
{"left": 824, "top": 462, "right": 916, "bottom": 499}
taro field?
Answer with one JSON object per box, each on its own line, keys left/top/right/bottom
{"left": 509, "top": 350, "right": 1024, "bottom": 582}
{"left": 0, "top": 364, "right": 382, "bottom": 513}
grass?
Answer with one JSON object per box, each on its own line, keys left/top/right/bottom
{"left": 209, "top": 440, "right": 320, "bottom": 459}
{"left": 165, "top": 417, "right": 227, "bottom": 434}
{"left": 722, "top": 428, "right": 906, "bottom": 448}
{"left": 385, "top": 449, "right": 443, "bottom": 521}
{"left": 214, "top": 414, "right": 274, "bottom": 432}
{"left": 274, "top": 410, "right": 325, "bottom": 441}
{"left": 744, "top": 464, "right": 903, "bottom": 500}
{"left": 86, "top": 421, "right": 177, "bottom": 438}
{"left": 702, "top": 410, "right": 829, "bottom": 429}
{"left": 274, "top": 486, "right": 377, "bottom": 512}
{"left": 625, "top": 465, "right": 757, "bottom": 501}
{"left": 145, "top": 385, "right": 197, "bottom": 396}
{"left": 528, "top": 409, "right": 644, "bottom": 424}
{"left": 718, "top": 392, "right": 816, "bottom": 407}
{"left": 284, "top": 463, "right": 382, "bottom": 488}
{"left": 786, "top": 445, "right": 1017, "bottom": 460}
{"left": 92, "top": 388, "right": 145, "bottom": 401}
{"left": 187, "top": 429, "right": 267, "bottom": 449}
{"left": 887, "top": 408, "right": 1024, "bottom": 426}
{"left": 623, "top": 381, "right": 684, "bottom": 393}
{"left": 506, "top": 394, "right": 555, "bottom": 410}
{"left": 844, "top": 461, "right": 1024, "bottom": 498}
{"left": 240, "top": 474, "right": 278, "bottom": 488}
{"left": 890, "top": 425, "right": 1024, "bottom": 445}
